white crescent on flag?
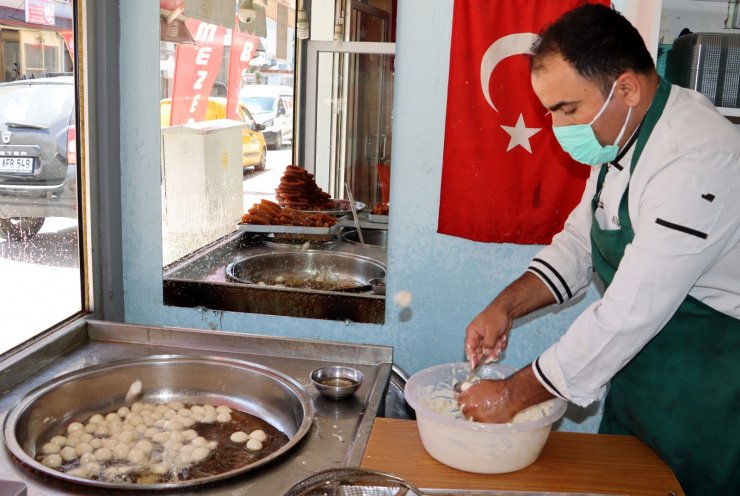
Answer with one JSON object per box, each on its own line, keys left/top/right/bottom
{"left": 480, "top": 32, "right": 539, "bottom": 113}
{"left": 480, "top": 32, "right": 542, "bottom": 154}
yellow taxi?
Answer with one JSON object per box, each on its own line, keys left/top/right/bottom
{"left": 160, "top": 97, "right": 268, "bottom": 171}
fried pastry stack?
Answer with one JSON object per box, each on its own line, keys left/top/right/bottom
{"left": 275, "top": 165, "right": 336, "bottom": 210}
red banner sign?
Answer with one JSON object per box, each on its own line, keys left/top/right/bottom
{"left": 170, "top": 19, "right": 226, "bottom": 126}
{"left": 160, "top": 0, "right": 185, "bottom": 11}
{"left": 227, "top": 19, "right": 260, "bottom": 120}
{"left": 438, "top": 0, "right": 607, "bottom": 244}
{"left": 25, "top": 0, "right": 55, "bottom": 26}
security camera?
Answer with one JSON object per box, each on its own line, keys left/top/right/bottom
{"left": 238, "top": 0, "right": 256, "bottom": 24}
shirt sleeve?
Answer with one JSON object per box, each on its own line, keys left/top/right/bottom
{"left": 534, "top": 151, "right": 739, "bottom": 406}
{"left": 526, "top": 167, "right": 598, "bottom": 304}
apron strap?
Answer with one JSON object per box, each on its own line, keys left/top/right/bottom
{"left": 618, "top": 77, "right": 672, "bottom": 233}
{"left": 591, "top": 77, "right": 673, "bottom": 252}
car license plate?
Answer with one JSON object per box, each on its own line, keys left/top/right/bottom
{"left": 0, "top": 157, "right": 34, "bottom": 173}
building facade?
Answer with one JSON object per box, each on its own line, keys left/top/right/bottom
{"left": 0, "top": 0, "right": 73, "bottom": 82}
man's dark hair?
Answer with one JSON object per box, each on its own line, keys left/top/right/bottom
{"left": 531, "top": 4, "right": 655, "bottom": 97}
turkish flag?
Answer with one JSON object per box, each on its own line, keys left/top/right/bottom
{"left": 170, "top": 19, "right": 226, "bottom": 126}
{"left": 227, "top": 19, "right": 260, "bottom": 120}
{"left": 438, "top": 0, "right": 607, "bottom": 244}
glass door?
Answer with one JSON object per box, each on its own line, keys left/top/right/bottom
{"left": 305, "top": 44, "right": 394, "bottom": 205}
{"left": 304, "top": 1, "right": 394, "bottom": 208}
{"left": 1, "top": 30, "right": 21, "bottom": 82}
{"left": 344, "top": 1, "right": 392, "bottom": 206}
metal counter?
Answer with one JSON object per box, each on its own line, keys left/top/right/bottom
{"left": 163, "top": 228, "right": 387, "bottom": 324}
{"left": 0, "top": 320, "right": 393, "bottom": 495}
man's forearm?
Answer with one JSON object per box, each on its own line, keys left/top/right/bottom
{"left": 507, "top": 363, "right": 556, "bottom": 413}
{"left": 491, "top": 271, "right": 557, "bottom": 319}
{"left": 459, "top": 363, "right": 556, "bottom": 422}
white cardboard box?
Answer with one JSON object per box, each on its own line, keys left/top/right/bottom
{"left": 161, "top": 119, "right": 245, "bottom": 265}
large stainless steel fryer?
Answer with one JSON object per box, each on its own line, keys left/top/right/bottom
{"left": 0, "top": 320, "right": 393, "bottom": 495}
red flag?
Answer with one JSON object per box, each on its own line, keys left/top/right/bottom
{"left": 438, "top": 0, "right": 607, "bottom": 244}
{"left": 227, "top": 19, "right": 260, "bottom": 120}
{"left": 59, "top": 30, "right": 74, "bottom": 60}
{"left": 170, "top": 19, "right": 226, "bottom": 126}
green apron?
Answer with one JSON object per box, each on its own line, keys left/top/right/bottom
{"left": 591, "top": 78, "right": 740, "bottom": 495}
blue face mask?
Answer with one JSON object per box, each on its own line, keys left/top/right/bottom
{"left": 552, "top": 81, "right": 632, "bottom": 166}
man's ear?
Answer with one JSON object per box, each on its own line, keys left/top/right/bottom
{"left": 617, "top": 72, "right": 641, "bottom": 107}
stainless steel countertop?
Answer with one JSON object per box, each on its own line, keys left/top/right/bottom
{"left": 0, "top": 320, "right": 393, "bottom": 495}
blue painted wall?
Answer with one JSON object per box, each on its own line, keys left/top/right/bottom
{"left": 119, "top": 0, "right": 602, "bottom": 431}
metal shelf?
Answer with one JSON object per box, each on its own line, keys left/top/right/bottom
{"left": 718, "top": 107, "right": 740, "bottom": 118}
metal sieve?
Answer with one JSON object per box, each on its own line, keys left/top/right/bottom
{"left": 283, "top": 468, "right": 423, "bottom": 496}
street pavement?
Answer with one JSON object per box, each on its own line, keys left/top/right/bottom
{"left": 0, "top": 217, "right": 82, "bottom": 351}
{"left": 242, "top": 148, "right": 292, "bottom": 208}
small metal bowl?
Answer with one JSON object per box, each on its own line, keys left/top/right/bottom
{"left": 310, "top": 366, "right": 365, "bottom": 400}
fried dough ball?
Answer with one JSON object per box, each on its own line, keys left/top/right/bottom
{"left": 191, "top": 436, "right": 208, "bottom": 447}
{"left": 50, "top": 435, "right": 67, "bottom": 446}
{"left": 113, "top": 443, "right": 130, "bottom": 460}
{"left": 230, "top": 431, "right": 249, "bottom": 443}
{"left": 41, "top": 442, "right": 61, "bottom": 455}
{"left": 66, "top": 422, "right": 84, "bottom": 434}
{"left": 249, "top": 430, "right": 267, "bottom": 442}
{"left": 94, "top": 447, "right": 112, "bottom": 462}
{"left": 246, "top": 438, "right": 263, "bottom": 451}
{"left": 60, "top": 446, "right": 77, "bottom": 462}
{"left": 192, "top": 446, "right": 210, "bottom": 462}
{"left": 75, "top": 442, "right": 93, "bottom": 456}
{"left": 42, "top": 454, "right": 63, "bottom": 468}
{"left": 181, "top": 429, "right": 198, "bottom": 441}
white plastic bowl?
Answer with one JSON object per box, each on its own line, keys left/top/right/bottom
{"left": 404, "top": 362, "right": 566, "bottom": 474}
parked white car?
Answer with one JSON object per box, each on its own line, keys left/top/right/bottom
{"left": 239, "top": 84, "right": 293, "bottom": 149}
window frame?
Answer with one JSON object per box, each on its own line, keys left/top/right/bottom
{"left": 0, "top": 0, "right": 124, "bottom": 361}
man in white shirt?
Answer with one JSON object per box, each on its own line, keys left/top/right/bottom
{"left": 458, "top": 5, "right": 740, "bottom": 495}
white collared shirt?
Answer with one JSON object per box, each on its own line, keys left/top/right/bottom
{"left": 527, "top": 85, "right": 740, "bottom": 406}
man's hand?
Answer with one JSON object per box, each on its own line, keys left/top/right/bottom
{"left": 457, "top": 379, "right": 518, "bottom": 423}
{"left": 457, "top": 365, "right": 556, "bottom": 423}
{"left": 465, "top": 272, "right": 556, "bottom": 369}
{"left": 465, "top": 303, "right": 512, "bottom": 369}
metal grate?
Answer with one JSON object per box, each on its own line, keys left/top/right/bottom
{"left": 667, "top": 32, "right": 740, "bottom": 108}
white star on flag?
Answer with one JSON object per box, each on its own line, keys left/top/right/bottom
{"left": 500, "top": 113, "right": 541, "bottom": 153}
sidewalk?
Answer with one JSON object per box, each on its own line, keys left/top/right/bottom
{"left": 0, "top": 218, "right": 81, "bottom": 352}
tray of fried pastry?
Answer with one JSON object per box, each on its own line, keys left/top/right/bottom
{"left": 367, "top": 202, "right": 389, "bottom": 223}
{"left": 238, "top": 199, "right": 341, "bottom": 235}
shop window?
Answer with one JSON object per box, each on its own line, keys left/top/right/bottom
{"left": 24, "top": 43, "right": 43, "bottom": 69}
{"left": 0, "top": 4, "right": 86, "bottom": 353}
{"left": 160, "top": 0, "right": 395, "bottom": 324}
{"left": 19, "top": 31, "right": 62, "bottom": 79}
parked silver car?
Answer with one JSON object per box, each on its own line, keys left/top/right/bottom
{"left": 0, "top": 76, "right": 76, "bottom": 241}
